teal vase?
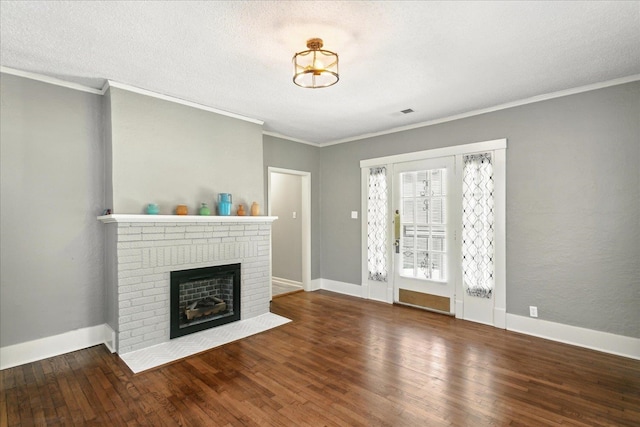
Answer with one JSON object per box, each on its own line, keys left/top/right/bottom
{"left": 147, "top": 203, "right": 159, "bottom": 215}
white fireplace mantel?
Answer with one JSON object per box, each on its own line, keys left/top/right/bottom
{"left": 98, "top": 214, "right": 278, "bottom": 224}
{"left": 99, "top": 213, "right": 277, "bottom": 354}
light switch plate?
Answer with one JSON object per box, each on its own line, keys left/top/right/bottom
{"left": 292, "top": 212, "right": 297, "bottom": 219}
{"left": 351, "top": 211, "right": 358, "bottom": 219}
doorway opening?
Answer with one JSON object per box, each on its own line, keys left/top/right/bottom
{"left": 268, "top": 167, "right": 311, "bottom": 298}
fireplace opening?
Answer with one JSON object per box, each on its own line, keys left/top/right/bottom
{"left": 170, "top": 263, "right": 241, "bottom": 339}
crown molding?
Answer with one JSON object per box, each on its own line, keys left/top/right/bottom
{"left": 3, "top": 65, "right": 637, "bottom": 146}
{"left": 105, "top": 80, "right": 264, "bottom": 125}
{"left": 0, "top": 65, "right": 106, "bottom": 95}
{"left": 321, "top": 74, "right": 640, "bottom": 147}
{"left": 0, "top": 66, "right": 263, "bottom": 126}
{"left": 262, "top": 131, "right": 321, "bottom": 147}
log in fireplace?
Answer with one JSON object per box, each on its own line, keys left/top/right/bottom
{"left": 170, "top": 263, "right": 241, "bottom": 339}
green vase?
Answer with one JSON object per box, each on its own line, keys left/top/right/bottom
{"left": 199, "top": 202, "right": 211, "bottom": 216}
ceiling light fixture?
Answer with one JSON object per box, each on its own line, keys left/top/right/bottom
{"left": 293, "top": 38, "right": 339, "bottom": 89}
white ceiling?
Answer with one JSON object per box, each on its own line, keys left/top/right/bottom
{"left": 1, "top": 1, "right": 639, "bottom": 146}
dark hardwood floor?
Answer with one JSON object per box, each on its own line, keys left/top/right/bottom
{"left": 2, "top": 290, "right": 639, "bottom": 426}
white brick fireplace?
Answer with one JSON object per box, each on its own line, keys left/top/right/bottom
{"left": 99, "top": 214, "right": 277, "bottom": 354}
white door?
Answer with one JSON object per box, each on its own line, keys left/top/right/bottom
{"left": 393, "top": 157, "right": 457, "bottom": 314}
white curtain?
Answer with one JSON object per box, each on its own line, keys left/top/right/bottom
{"left": 462, "top": 153, "right": 494, "bottom": 298}
{"left": 367, "top": 167, "right": 388, "bottom": 282}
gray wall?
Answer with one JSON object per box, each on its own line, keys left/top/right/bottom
{"left": 263, "top": 135, "right": 321, "bottom": 279}
{"left": 1, "top": 71, "right": 637, "bottom": 349}
{"left": 0, "top": 73, "right": 105, "bottom": 347}
{"left": 108, "top": 87, "right": 264, "bottom": 214}
{"left": 271, "top": 173, "right": 303, "bottom": 282}
{"left": 319, "top": 82, "right": 640, "bottom": 338}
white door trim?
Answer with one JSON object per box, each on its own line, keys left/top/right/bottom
{"left": 267, "top": 167, "right": 312, "bottom": 293}
{"left": 360, "top": 139, "right": 507, "bottom": 168}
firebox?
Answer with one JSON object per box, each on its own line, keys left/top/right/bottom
{"left": 170, "top": 263, "right": 241, "bottom": 339}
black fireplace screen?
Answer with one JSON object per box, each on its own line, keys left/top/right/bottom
{"left": 170, "top": 263, "right": 241, "bottom": 339}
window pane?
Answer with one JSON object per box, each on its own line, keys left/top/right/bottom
{"left": 430, "top": 253, "right": 445, "bottom": 281}
{"left": 417, "top": 197, "right": 428, "bottom": 223}
{"left": 431, "top": 197, "right": 444, "bottom": 224}
{"left": 402, "top": 173, "right": 415, "bottom": 197}
{"left": 431, "top": 225, "right": 446, "bottom": 252}
{"left": 400, "top": 168, "right": 447, "bottom": 282}
{"left": 430, "top": 170, "right": 443, "bottom": 196}
{"left": 402, "top": 199, "right": 414, "bottom": 223}
{"left": 417, "top": 251, "right": 430, "bottom": 279}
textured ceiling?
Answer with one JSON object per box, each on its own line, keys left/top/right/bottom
{"left": 1, "top": 1, "right": 639, "bottom": 145}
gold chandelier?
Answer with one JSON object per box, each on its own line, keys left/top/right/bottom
{"left": 292, "top": 38, "right": 339, "bottom": 88}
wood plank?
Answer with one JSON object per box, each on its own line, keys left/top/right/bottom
{"left": 1, "top": 290, "right": 639, "bottom": 426}
{"left": 399, "top": 288, "right": 450, "bottom": 312}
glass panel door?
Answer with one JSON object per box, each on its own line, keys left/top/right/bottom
{"left": 393, "top": 157, "right": 456, "bottom": 313}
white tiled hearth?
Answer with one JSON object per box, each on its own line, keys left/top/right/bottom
{"left": 120, "top": 312, "right": 290, "bottom": 373}
{"left": 99, "top": 214, "right": 277, "bottom": 354}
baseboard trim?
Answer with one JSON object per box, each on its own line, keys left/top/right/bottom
{"left": 272, "top": 276, "right": 303, "bottom": 288}
{"left": 494, "top": 307, "right": 506, "bottom": 329}
{"left": 319, "top": 279, "right": 365, "bottom": 298}
{"left": 310, "top": 278, "right": 322, "bottom": 291}
{"left": 506, "top": 314, "right": 640, "bottom": 360}
{"left": 0, "top": 324, "right": 116, "bottom": 370}
{"left": 103, "top": 324, "right": 117, "bottom": 353}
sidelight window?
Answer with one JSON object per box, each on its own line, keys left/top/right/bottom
{"left": 462, "top": 153, "right": 495, "bottom": 298}
{"left": 367, "top": 166, "right": 388, "bottom": 282}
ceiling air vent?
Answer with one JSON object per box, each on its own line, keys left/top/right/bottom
{"left": 400, "top": 108, "right": 414, "bottom": 114}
